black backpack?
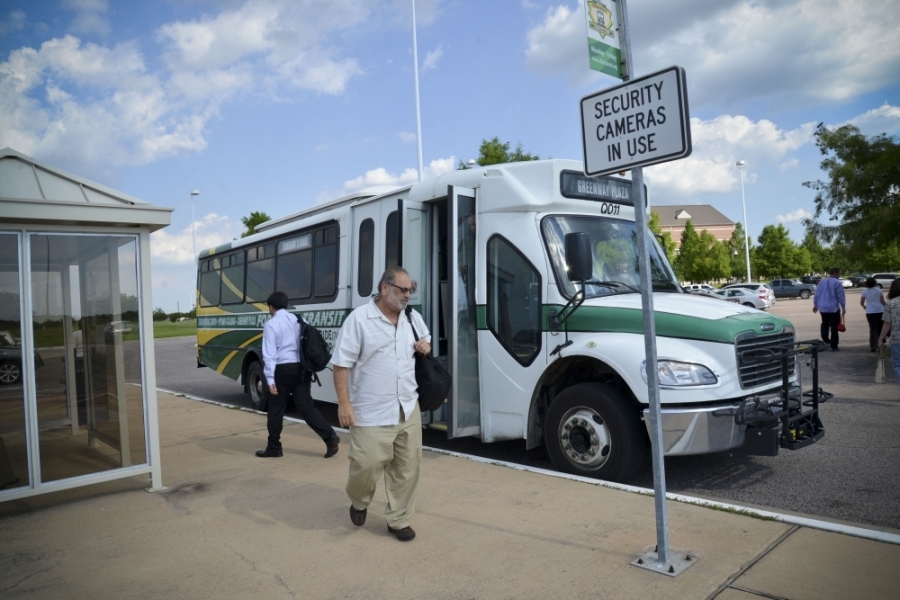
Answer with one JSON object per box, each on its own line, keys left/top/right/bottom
{"left": 295, "top": 314, "right": 332, "bottom": 385}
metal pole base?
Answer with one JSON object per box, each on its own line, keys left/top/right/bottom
{"left": 631, "top": 547, "right": 698, "bottom": 577}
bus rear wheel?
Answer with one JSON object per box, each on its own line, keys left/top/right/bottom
{"left": 544, "top": 383, "right": 645, "bottom": 483}
{"left": 246, "top": 361, "right": 267, "bottom": 411}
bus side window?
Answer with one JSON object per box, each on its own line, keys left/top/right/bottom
{"left": 245, "top": 244, "right": 275, "bottom": 303}
{"left": 357, "top": 219, "right": 374, "bottom": 297}
{"left": 314, "top": 225, "right": 338, "bottom": 297}
{"left": 199, "top": 257, "right": 221, "bottom": 307}
{"left": 220, "top": 252, "right": 245, "bottom": 304}
{"left": 277, "top": 249, "right": 312, "bottom": 300}
{"left": 487, "top": 235, "right": 541, "bottom": 366}
{"left": 385, "top": 210, "right": 399, "bottom": 269}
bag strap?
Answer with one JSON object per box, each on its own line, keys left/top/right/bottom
{"left": 405, "top": 306, "right": 420, "bottom": 341}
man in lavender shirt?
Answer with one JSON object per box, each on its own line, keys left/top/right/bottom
{"left": 813, "top": 267, "right": 847, "bottom": 351}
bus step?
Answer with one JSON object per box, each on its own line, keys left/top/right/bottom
{"left": 426, "top": 422, "right": 447, "bottom": 431}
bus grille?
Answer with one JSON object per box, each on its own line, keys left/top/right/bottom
{"left": 735, "top": 331, "right": 795, "bottom": 389}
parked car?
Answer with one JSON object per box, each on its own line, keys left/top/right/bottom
{"left": 714, "top": 287, "right": 770, "bottom": 309}
{"left": 104, "top": 320, "right": 133, "bottom": 334}
{"left": 683, "top": 284, "right": 716, "bottom": 294}
{"left": 847, "top": 274, "right": 871, "bottom": 288}
{"left": 872, "top": 273, "right": 899, "bottom": 289}
{"left": 769, "top": 279, "right": 816, "bottom": 299}
{"left": 837, "top": 278, "right": 853, "bottom": 288}
{"left": 800, "top": 275, "right": 823, "bottom": 286}
{"left": 720, "top": 282, "right": 776, "bottom": 309}
{"left": 689, "top": 288, "right": 738, "bottom": 303}
{"left": 0, "top": 330, "right": 44, "bottom": 385}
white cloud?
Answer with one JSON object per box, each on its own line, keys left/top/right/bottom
{"left": 525, "top": 1, "right": 900, "bottom": 110}
{"left": 776, "top": 208, "right": 812, "bottom": 224}
{"left": 643, "top": 115, "right": 815, "bottom": 197}
{"left": 150, "top": 213, "right": 239, "bottom": 266}
{"left": 778, "top": 158, "right": 799, "bottom": 172}
{"left": 397, "top": 131, "right": 417, "bottom": 143}
{"left": 844, "top": 103, "right": 900, "bottom": 136}
{"left": 63, "top": 0, "right": 111, "bottom": 36}
{"left": 341, "top": 156, "right": 456, "bottom": 192}
{"left": 422, "top": 45, "right": 443, "bottom": 71}
{"left": 0, "top": 0, "right": 371, "bottom": 178}
{"left": 524, "top": 5, "right": 600, "bottom": 87}
{"left": 0, "top": 10, "right": 26, "bottom": 35}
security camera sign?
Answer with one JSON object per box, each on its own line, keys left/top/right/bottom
{"left": 580, "top": 66, "right": 691, "bottom": 176}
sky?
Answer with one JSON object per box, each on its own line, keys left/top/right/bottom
{"left": 1, "top": 0, "right": 899, "bottom": 313}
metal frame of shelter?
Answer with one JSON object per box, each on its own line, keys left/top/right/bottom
{"left": 0, "top": 147, "right": 172, "bottom": 501}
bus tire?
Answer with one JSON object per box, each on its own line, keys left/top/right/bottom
{"left": 246, "top": 360, "right": 267, "bottom": 411}
{"left": 544, "top": 383, "right": 645, "bottom": 483}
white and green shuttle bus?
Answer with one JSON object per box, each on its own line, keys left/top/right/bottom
{"left": 196, "top": 159, "right": 822, "bottom": 482}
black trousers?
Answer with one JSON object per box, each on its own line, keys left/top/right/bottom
{"left": 819, "top": 311, "right": 842, "bottom": 349}
{"left": 866, "top": 313, "right": 884, "bottom": 349}
{"left": 266, "top": 363, "right": 336, "bottom": 451}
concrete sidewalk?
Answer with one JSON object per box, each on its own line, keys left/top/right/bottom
{"left": 1, "top": 392, "right": 898, "bottom": 600}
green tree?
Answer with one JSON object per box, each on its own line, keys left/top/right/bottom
{"left": 675, "top": 220, "right": 700, "bottom": 282}
{"left": 803, "top": 124, "right": 900, "bottom": 260}
{"left": 459, "top": 137, "right": 540, "bottom": 169}
{"left": 799, "top": 230, "right": 826, "bottom": 274}
{"left": 754, "top": 224, "right": 798, "bottom": 278}
{"left": 152, "top": 307, "right": 167, "bottom": 322}
{"left": 726, "top": 222, "right": 752, "bottom": 280}
{"left": 649, "top": 210, "right": 677, "bottom": 263}
{"left": 241, "top": 211, "right": 271, "bottom": 238}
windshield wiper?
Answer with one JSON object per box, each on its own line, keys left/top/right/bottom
{"left": 583, "top": 279, "right": 640, "bottom": 293}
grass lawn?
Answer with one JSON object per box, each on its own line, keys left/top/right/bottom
{"left": 153, "top": 320, "right": 197, "bottom": 339}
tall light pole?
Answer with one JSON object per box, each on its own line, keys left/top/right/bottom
{"left": 190, "top": 190, "right": 200, "bottom": 264}
{"left": 411, "top": 0, "right": 424, "bottom": 182}
{"left": 736, "top": 161, "right": 751, "bottom": 282}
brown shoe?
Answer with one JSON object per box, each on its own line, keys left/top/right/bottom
{"left": 324, "top": 437, "right": 340, "bottom": 458}
{"left": 387, "top": 525, "right": 416, "bottom": 541}
{"left": 349, "top": 506, "right": 367, "bottom": 526}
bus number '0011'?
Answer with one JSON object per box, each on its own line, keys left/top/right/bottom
{"left": 598, "top": 202, "right": 620, "bottom": 215}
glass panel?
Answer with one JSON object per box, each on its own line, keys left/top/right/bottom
{"left": 276, "top": 249, "right": 312, "bottom": 300}
{"left": 220, "top": 264, "right": 245, "bottom": 304}
{"left": 245, "top": 257, "right": 274, "bottom": 303}
{"left": 541, "top": 215, "right": 680, "bottom": 299}
{"left": 30, "top": 234, "right": 147, "bottom": 484}
{"left": 0, "top": 233, "right": 29, "bottom": 491}
{"left": 199, "top": 270, "right": 221, "bottom": 307}
{"left": 385, "top": 211, "right": 400, "bottom": 269}
{"left": 487, "top": 236, "right": 541, "bottom": 366}
{"left": 357, "top": 219, "right": 374, "bottom": 297}
{"left": 314, "top": 243, "right": 337, "bottom": 297}
{"left": 451, "top": 193, "right": 480, "bottom": 436}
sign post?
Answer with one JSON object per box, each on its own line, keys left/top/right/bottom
{"left": 584, "top": 0, "right": 623, "bottom": 79}
{"left": 581, "top": 0, "right": 694, "bottom": 577}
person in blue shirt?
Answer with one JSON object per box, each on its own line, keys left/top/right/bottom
{"left": 812, "top": 267, "right": 847, "bottom": 351}
{"left": 256, "top": 291, "right": 340, "bottom": 458}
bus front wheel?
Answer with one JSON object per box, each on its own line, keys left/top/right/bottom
{"left": 544, "top": 383, "right": 645, "bottom": 483}
{"left": 246, "top": 361, "right": 267, "bottom": 411}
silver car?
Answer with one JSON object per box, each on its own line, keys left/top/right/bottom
{"left": 720, "top": 283, "right": 776, "bottom": 309}
{"left": 714, "top": 287, "right": 771, "bottom": 309}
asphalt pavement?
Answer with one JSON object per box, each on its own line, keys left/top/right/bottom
{"left": 153, "top": 289, "right": 900, "bottom": 530}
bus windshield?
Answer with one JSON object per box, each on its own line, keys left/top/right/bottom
{"left": 541, "top": 215, "right": 680, "bottom": 299}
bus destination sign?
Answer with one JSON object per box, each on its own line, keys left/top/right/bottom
{"left": 560, "top": 170, "right": 646, "bottom": 206}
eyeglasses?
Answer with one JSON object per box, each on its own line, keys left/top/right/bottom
{"left": 388, "top": 281, "right": 417, "bottom": 295}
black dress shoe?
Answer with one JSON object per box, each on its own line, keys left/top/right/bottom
{"left": 387, "top": 525, "right": 416, "bottom": 541}
{"left": 324, "top": 436, "right": 340, "bottom": 458}
{"left": 255, "top": 449, "right": 283, "bottom": 458}
{"left": 350, "top": 505, "right": 367, "bottom": 526}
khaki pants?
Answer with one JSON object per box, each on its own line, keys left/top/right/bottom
{"left": 346, "top": 404, "right": 422, "bottom": 529}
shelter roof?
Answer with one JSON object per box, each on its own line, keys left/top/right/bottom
{"left": 0, "top": 148, "right": 172, "bottom": 232}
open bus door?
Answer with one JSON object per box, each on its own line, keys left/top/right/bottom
{"left": 446, "top": 186, "right": 481, "bottom": 438}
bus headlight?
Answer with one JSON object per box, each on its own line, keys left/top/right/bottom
{"left": 640, "top": 360, "right": 718, "bottom": 386}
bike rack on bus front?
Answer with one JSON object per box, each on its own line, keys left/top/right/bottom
{"left": 733, "top": 340, "right": 825, "bottom": 456}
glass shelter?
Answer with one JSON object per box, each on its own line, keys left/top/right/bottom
{"left": 0, "top": 148, "right": 171, "bottom": 501}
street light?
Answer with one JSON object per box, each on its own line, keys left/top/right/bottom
{"left": 190, "top": 190, "right": 200, "bottom": 265}
{"left": 735, "top": 161, "right": 751, "bottom": 283}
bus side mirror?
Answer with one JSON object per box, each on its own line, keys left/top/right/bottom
{"left": 565, "top": 232, "right": 592, "bottom": 282}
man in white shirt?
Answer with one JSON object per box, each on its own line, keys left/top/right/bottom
{"left": 332, "top": 267, "right": 431, "bottom": 541}
{"left": 256, "top": 291, "right": 340, "bottom": 459}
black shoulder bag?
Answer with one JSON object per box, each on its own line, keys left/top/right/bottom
{"left": 295, "top": 314, "right": 332, "bottom": 386}
{"left": 405, "top": 306, "right": 452, "bottom": 412}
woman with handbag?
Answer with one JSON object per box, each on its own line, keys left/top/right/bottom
{"left": 860, "top": 277, "right": 886, "bottom": 351}
{"left": 876, "top": 279, "right": 900, "bottom": 386}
